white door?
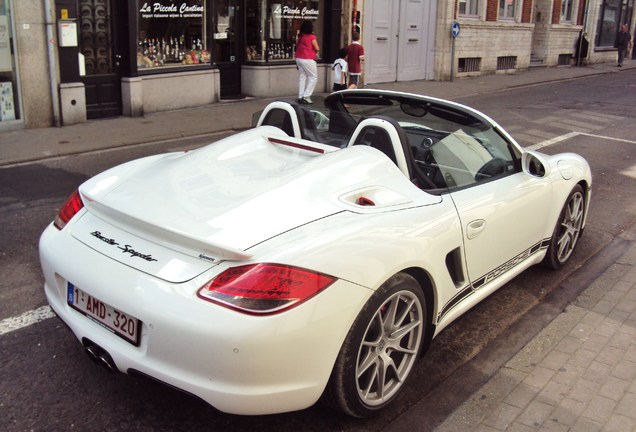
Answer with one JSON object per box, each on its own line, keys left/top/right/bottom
{"left": 364, "top": 0, "right": 399, "bottom": 83}
{"left": 449, "top": 173, "right": 553, "bottom": 288}
{"left": 364, "top": 0, "right": 435, "bottom": 84}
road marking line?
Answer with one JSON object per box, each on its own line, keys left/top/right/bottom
{"left": 527, "top": 131, "right": 579, "bottom": 151}
{"left": 528, "top": 132, "right": 636, "bottom": 151}
{"left": 0, "top": 305, "right": 55, "bottom": 336}
{"left": 578, "top": 132, "right": 636, "bottom": 145}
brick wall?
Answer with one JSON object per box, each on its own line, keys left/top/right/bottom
{"left": 522, "top": 0, "right": 533, "bottom": 23}
{"left": 577, "top": 0, "right": 586, "bottom": 25}
{"left": 552, "top": 0, "right": 562, "bottom": 24}
{"left": 486, "top": 0, "right": 498, "bottom": 21}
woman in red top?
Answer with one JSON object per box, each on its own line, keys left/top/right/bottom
{"left": 295, "top": 20, "right": 320, "bottom": 104}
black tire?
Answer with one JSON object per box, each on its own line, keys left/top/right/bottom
{"left": 543, "top": 184, "right": 586, "bottom": 269}
{"left": 322, "top": 273, "right": 426, "bottom": 418}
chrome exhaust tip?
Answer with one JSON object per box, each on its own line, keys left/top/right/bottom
{"left": 82, "top": 339, "right": 117, "bottom": 373}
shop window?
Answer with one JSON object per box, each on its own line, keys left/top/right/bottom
{"left": 137, "top": 0, "right": 210, "bottom": 69}
{"left": 498, "top": 0, "right": 517, "bottom": 20}
{"left": 596, "top": 0, "right": 634, "bottom": 47}
{"left": 459, "top": 0, "right": 479, "bottom": 16}
{"left": 0, "top": 0, "right": 18, "bottom": 123}
{"left": 245, "top": 0, "right": 323, "bottom": 62}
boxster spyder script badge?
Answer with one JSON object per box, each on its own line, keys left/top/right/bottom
{"left": 90, "top": 230, "right": 158, "bottom": 262}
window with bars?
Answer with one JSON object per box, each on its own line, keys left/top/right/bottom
{"left": 497, "top": 56, "right": 517, "bottom": 70}
{"left": 458, "top": 57, "right": 481, "bottom": 73}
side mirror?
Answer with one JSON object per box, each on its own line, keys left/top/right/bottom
{"left": 521, "top": 151, "right": 550, "bottom": 178}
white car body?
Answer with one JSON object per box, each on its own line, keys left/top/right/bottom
{"left": 40, "top": 90, "right": 592, "bottom": 416}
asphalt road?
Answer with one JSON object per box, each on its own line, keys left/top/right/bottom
{"left": 1, "top": 70, "right": 635, "bottom": 431}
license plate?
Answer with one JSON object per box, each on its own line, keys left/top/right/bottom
{"left": 67, "top": 283, "right": 141, "bottom": 346}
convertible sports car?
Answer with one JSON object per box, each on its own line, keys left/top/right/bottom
{"left": 40, "top": 89, "right": 591, "bottom": 417}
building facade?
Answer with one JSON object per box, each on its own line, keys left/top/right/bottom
{"left": 0, "top": 0, "right": 634, "bottom": 130}
{"left": 359, "top": 0, "right": 636, "bottom": 83}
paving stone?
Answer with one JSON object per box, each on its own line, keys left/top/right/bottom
{"left": 583, "top": 360, "right": 613, "bottom": 384}
{"left": 599, "top": 375, "right": 630, "bottom": 401}
{"left": 569, "top": 417, "right": 603, "bottom": 432}
{"left": 516, "top": 399, "right": 554, "bottom": 429}
{"left": 615, "top": 392, "right": 636, "bottom": 420}
{"left": 504, "top": 384, "right": 537, "bottom": 409}
{"left": 611, "top": 359, "right": 636, "bottom": 381}
{"left": 539, "top": 350, "right": 570, "bottom": 371}
{"left": 554, "top": 335, "right": 584, "bottom": 355}
{"left": 568, "top": 378, "right": 601, "bottom": 404}
{"left": 482, "top": 402, "right": 522, "bottom": 430}
{"left": 580, "top": 394, "right": 616, "bottom": 423}
{"left": 595, "top": 345, "right": 624, "bottom": 367}
{"left": 522, "top": 365, "right": 555, "bottom": 390}
{"left": 602, "top": 414, "right": 636, "bottom": 432}
{"left": 569, "top": 347, "right": 597, "bottom": 369}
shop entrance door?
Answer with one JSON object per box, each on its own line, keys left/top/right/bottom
{"left": 363, "top": 0, "right": 435, "bottom": 84}
{"left": 215, "top": 0, "right": 243, "bottom": 98}
{"left": 79, "top": 0, "right": 123, "bottom": 119}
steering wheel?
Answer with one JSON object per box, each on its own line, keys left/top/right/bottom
{"left": 475, "top": 158, "right": 506, "bottom": 181}
{"left": 312, "top": 111, "right": 330, "bottom": 130}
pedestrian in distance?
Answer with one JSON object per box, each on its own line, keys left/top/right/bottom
{"left": 347, "top": 32, "right": 365, "bottom": 89}
{"left": 332, "top": 48, "right": 348, "bottom": 92}
{"left": 295, "top": 20, "right": 320, "bottom": 104}
{"left": 614, "top": 23, "right": 632, "bottom": 67}
{"left": 633, "top": 24, "right": 636, "bottom": 59}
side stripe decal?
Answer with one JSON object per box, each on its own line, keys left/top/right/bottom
{"left": 437, "top": 238, "right": 550, "bottom": 322}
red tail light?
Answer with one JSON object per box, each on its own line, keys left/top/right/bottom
{"left": 54, "top": 190, "right": 85, "bottom": 230}
{"left": 197, "top": 263, "right": 337, "bottom": 315}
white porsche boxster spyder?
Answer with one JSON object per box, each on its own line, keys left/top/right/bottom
{"left": 40, "top": 90, "right": 591, "bottom": 417}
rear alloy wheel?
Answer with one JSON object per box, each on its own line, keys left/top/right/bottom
{"left": 543, "top": 184, "right": 585, "bottom": 269}
{"left": 323, "top": 273, "right": 426, "bottom": 417}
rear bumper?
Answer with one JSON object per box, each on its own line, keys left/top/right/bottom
{"left": 40, "top": 223, "right": 370, "bottom": 415}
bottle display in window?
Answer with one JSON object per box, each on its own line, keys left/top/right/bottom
{"left": 245, "top": 0, "right": 321, "bottom": 63}
{"left": 137, "top": 1, "right": 209, "bottom": 68}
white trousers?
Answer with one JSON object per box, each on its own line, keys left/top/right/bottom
{"left": 296, "top": 58, "right": 318, "bottom": 99}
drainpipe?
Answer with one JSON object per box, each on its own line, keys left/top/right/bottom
{"left": 44, "top": 0, "right": 61, "bottom": 127}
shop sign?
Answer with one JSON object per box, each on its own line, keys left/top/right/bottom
{"left": 139, "top": 2, "right": 204, "bottom": 19}
{"left": 271, "top": 4, "right": 319, "bottom": 20}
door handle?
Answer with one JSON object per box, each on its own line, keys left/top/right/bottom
{"left": 376, "top": 37, "right": 388, "bottom": 41}
{"left": 408, "top": 38, "right": 419, "bottom": 42}
{"left": 466, "top": 219, "right": 486, "bottom": 240}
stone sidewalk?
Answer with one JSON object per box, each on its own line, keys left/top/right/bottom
{"left": 432, "top": 235, "right": 636, "bottom": 432}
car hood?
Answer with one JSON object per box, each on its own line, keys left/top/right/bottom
{"left": 72, "top": 127, "right": 440, "bottom": 282}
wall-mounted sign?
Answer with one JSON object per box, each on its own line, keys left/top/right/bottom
{"left": 139, "top": 2, "right": 204, "bottom": 19}
{"left": 58, "top": 21, "right": 78, "bottom": 47}
{"left": 271, "top": 4, "right": 319, "bottom": 20}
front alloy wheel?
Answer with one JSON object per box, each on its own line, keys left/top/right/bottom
{"left": 544, "top": 184, "right": 585, "bottom": 269}
{"left": 323, "top": 273, "right": 426, "bottom": 417}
